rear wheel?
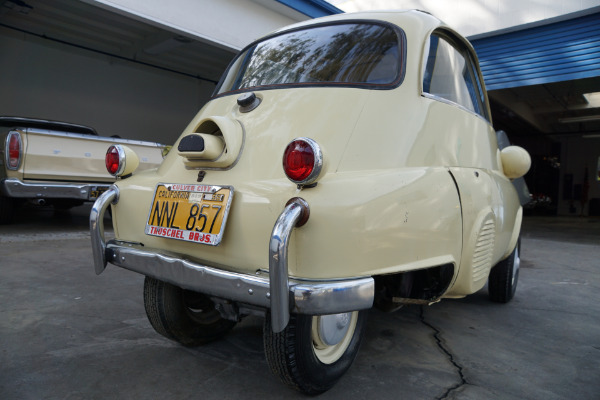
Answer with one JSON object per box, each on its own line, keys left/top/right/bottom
{"left": 488, "top": 239, "right": 520, "bottom": 303}
{"left": 263, "top": 310, "right": 367, "bottom": 395}
{"left": 143, "top": 276, "right": 236, "bottom": 346}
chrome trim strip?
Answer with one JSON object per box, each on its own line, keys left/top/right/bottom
{"left": 90, "top": 186, "right": 119, "bottom": 275}
{"left": 0, "top": 177, "right": 111, "bottom": 200}
{"left": 23, "top": 127, "right": 166, "bottom": 148}
{"left": 102, "top": 242, "right": 374, "bottom": 317}
{"left": 421, "top": 93, "right": 492, "bottom": 125}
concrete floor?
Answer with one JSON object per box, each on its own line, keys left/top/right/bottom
{"left": 1, "top": 204, "right": 599, "bottom": 399}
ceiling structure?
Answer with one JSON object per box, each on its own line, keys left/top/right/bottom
{"left": 490, "top": 78, "right": 600, "bottom": 142}
{"left": 0, "top": 0, "right": 238, "bottom": 84}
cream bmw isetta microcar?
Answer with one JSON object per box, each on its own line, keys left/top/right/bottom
{"left": 91, "top": 10, "right": 530, "bottom": 395}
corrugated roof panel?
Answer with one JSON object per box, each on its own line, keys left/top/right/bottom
{"left": 471, "top": 12, "right": 600, "bottom": 90}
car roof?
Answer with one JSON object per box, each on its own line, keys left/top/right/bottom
{"left": 272, "top": 9, "right": 446, "bottom": 37}
{"left": 0, "top": 116, "right": 98, "bottom": 135}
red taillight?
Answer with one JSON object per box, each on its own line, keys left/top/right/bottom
{"left": 105, "top": 145, "right": 121, "bottom": 175}
{"left": 6, "top": 131, "right": 22, "bottom": 170}
{"left": 282, "top": 138, "right": 322, "bottom": 185}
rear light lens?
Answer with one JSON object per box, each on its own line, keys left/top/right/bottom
{"left": 6, "top": 131, "right": 22, "bottom": 170}
{"left": 105, "top": 145, "right": 124, "bottom": 176}
{"left": 105, "top": 144, "right": 140, "bottom": 177}
{"left": 282, "top": 137, "right": 323, "bottom": 185}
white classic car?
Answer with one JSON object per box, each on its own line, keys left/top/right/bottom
{"left": 90, "top": 10, "right": 530, "bottom": 395}
{"left": 0, "top": 117, "right": 166, "bottom": 223}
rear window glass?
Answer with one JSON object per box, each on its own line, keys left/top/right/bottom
{"left": 216, "top": 22, "right": 405, "bottom": 94}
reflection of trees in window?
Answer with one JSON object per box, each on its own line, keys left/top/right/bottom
{"left": 306, "top": 25, "right": 396, "bottom": 83}
{"left": 241, "top": 36, "right": 317, "bottom": 88}
{"left": 235, "top": 23, "right": 399, "bottom": 90}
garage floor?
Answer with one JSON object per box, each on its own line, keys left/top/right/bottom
{"left": 1, "top": 205, "right": 599, "bottom": 399}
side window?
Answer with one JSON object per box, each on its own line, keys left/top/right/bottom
{"left": 423, "top": 34, "right": 488, "bottom": 120}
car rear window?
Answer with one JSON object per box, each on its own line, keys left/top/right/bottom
{"left": 216, "top": 22, "right": 405, "bottom": 94}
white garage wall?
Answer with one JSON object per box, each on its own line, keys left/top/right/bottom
{"left": 88, "top": 0, "right": 306, "bottom": 51}
{"left": 0, "top": 0, "right": 309, "bottom": 145}
{"left": 0, "top": 28, "right": 213, "bottom": 144}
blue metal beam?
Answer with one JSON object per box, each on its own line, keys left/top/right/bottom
{"left": 276, "top": 0, "right": 342, "bottom": 18}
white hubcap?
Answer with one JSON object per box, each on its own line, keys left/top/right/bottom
{"left": 318, "top": 312, "right": 352, "bottom": 346}
{"left": 312, "top": 312, "right": 358, "bottom": 364}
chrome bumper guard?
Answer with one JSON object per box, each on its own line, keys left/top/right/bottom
{"left": 1, "top": 177, "right": 110, "bottom": 200}
{"left": 89, "top": 189, "right": 374, "bottom": 333}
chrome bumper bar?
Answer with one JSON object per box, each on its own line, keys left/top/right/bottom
{"left": 1, "top": 177, "right": 111, "bottom": 200}
{"left": 89, "top": 189, "right": 374, "bottom": 332}
{"left": 90, "top": 185, "right": 120, "bottom": 275}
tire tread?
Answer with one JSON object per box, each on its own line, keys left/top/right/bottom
{"left": 489, "top": 239, "right": 519, "bottom": 303}
{"left": 263, "top": 312, "right": 366, "bottom": 395}
{"left": 143, "top": 276, "right": 235, "bottom": 346}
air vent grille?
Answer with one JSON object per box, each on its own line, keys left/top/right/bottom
{"left": 472, "top": 219, "right": 495, "bottom": 281}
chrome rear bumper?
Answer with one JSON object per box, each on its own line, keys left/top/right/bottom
{"left": 1, "top": 177, "right": 110, "bottom": 200}
{"left": 89, "top": 186, "right": 374, "bottom": 332}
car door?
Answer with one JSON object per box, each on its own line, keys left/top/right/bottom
{"left": 422, "top": 31, "right": 516, "bottom": 296}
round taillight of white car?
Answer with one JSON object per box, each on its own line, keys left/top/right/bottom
{"left": 105, "top": 145, "right": 123, "bottom": 176}
{"left": 6, "top": 131, "right": 22, "bottom": 170}
{"left": 106, "top": 144, "right": 140, "bottom": 177}
{"left": 282, "top": 137, "right": 323, "bottom": 186}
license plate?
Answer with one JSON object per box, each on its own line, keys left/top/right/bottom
{"left": 145, "top": 183, "right": 233, "bottom": 246}
{"left": 89, "top": 186, "right": 110, "bottom": 200}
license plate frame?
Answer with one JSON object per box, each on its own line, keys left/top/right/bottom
{"left": 144, "top": 183, "right": 234, "bottom": 246}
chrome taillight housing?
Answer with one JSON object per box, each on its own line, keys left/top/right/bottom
{"left": 105, "top": 144, "right": 139, "bottom": 177}
{"left": 5, "top": 131, "right": 22, "bottom": 170}
{"left": 282, "top": 137, "right": 323, "bottom": 186}
{"left": 106, "top": 145, "right": 124, "bottom": 176}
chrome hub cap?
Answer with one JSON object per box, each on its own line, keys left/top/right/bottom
{"left": 318, "top": 312, "right": 352, "bottom": 346}
{"left": 312, "top": 311, "right": 358, "bottom": 364}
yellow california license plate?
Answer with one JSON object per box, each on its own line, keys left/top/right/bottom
{"left": 145, "top": 183, "right": 233, "bottom": 245}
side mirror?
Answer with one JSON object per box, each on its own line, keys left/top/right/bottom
{"left": 500, "top": 146, "right": 531, "bottom": 179}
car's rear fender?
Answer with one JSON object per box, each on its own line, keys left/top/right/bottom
{"left": 285, "top": 167, "right": 462, "bottom": 279}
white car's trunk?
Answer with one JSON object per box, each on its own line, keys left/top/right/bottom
{"left": 21, "top": 128, "right": 165, "bottom": 182}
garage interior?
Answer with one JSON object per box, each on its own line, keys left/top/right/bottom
{"left": 489, "top": 79, "right": 600, "bottom": 216}
{"left": 1, "top": 0, "right": 599, "bottom": 216}
{"left": 471, "top": 8, "right": 600, "bottom": 216}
